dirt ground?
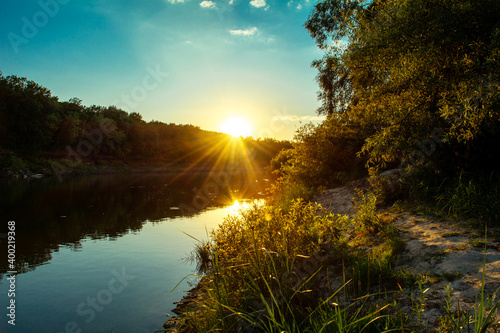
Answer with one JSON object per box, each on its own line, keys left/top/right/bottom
{"left": 315, "top": 179, "right": 500, "bottom": 331}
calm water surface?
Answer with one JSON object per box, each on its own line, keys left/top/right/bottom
{"left": 0, "top": 172, "right": 268, "bottom": 332}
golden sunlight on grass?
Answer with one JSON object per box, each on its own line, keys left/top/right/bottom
{"left": 219, "top": 117, "right": 253, "bottom": 137}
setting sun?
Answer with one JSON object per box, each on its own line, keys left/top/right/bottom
{"left": 219, "top": 117, "right": 253, "bottom": 137}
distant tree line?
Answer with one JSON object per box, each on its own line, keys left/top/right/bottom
{"left": 0, "top": 72, "right": 290, "bottom": 173}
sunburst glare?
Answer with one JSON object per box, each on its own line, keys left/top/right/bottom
{"left": 219, "top": 117, "right": 253, "bottom": 137}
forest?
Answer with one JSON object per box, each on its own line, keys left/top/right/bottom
{"left": 0, "top": 73, "right": 291, "bottom": 178}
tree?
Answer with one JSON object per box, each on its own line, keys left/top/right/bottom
{"left": 306, "top": 0, "right": 500, "bottom": 173}
{"left": 0, "top": 74, "right": 60, "bottom": 152}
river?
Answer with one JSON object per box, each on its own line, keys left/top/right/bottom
{"left": 0, "top": 171, "right": 268, "bottom": 332}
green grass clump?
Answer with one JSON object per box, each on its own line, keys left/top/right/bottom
{"left": 354, "top": 191, "right": 383, "bottom": 233}
{"left": 436, "top": 172, "right": 500, "bottom": 225}
{"left": 180, "top": 199, "right": 405, "bottom": 332}
{"left": 439, "top": 253, "right": 500, "bottom": 333}
{"left": 269, "top": 175, "right": 315, "bottom": 211}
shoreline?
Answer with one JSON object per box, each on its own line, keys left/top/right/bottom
{"left": 0, "top": 161, "right": 269, "bottom": 180}
{"left": 160, "top": 174, "right": 500, "bottom": 332}
{"left": 162, "top": 281, "right": 205, "bottom": 333}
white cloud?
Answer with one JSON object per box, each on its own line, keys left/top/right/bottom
{"left": 229, "top": 0, "right": 236, "bottom": 4}
{"left": 200, "top": 0, "right": 216, "bottom": 8}
{"left": 249, "top": 0, "right": 266, "bottom": 8}
{"left": 287, "top": 0, "right": 309, "bottom": 10}
{"left": 166, "top": 0, "right": 185, "bottom": 3}
{"left": 229, "top": 26, "right": 258, "bottom": 36}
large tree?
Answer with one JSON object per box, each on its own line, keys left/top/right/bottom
{"left": 306, "top": 0, "right": 500, "bottom": 173}
{"left": 0, "top": 74, "right": 60, "bottom": 152}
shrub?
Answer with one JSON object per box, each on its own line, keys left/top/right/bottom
{"left": 268, "top": 175, "right": 315, "bottom": 211}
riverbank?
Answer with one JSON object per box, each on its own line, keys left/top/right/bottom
{"left": 160, "top": 174, "right": 500, "bottom": 332}
{"left": 162, "top": 282, "right": 206, "bottom": 333}
{"left": 0, "top": 151, "right": 172, "bottom": 179}
{"left": 0, "top": 153, "right": 269, "bottom": 180}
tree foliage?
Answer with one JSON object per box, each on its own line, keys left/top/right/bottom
{"left": 272, "top": 116, "right": 367, "bottom": 188}
{"left": 305, "top": 0, "right": 500, "bottom": 174}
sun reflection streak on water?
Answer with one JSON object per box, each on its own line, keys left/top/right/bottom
{"left": 226, "top": 199, "right": 265, "bottom": 216}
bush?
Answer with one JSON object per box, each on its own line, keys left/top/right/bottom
{"left": 268, "top": 175, "right": 315, "bottom": 211}
{"left": 354, "top": 190, "right": 383, "bottom": 233}
{"left": 270, "top": 117, "right": 368, "bottom": 191}
{"left": 0, "top": 153, "right": 27, "bottom": 176}
{"left": 185, "top": 200, "right": 360, "bottom": 332}
{"left": 368, "top": 169, "right": 410, "bottom": 207}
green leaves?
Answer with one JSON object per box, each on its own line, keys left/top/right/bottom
{"left": 305, "top": 0, "right": 364, "bottom": 50}
{"left": 306, "top": 0, "right": 500, "bottom": 173}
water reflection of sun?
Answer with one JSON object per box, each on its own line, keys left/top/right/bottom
{"left": 227, "top": 199, "right": 251, "bottom": 214}
{"left": 226, "top": 199, "right": 265, "bottom": 216}
{"left": 159, "top": 119, "right": 261, "bottom": 213}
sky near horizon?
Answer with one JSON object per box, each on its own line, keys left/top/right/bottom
{"left": 1, "top": 0, "right": 325, "bottom": 140}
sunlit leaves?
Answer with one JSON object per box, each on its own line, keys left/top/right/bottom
{"left": 306, "top": 0, "right": 500, "bottom": 172}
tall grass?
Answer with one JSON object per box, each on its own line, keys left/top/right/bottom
{"left": 268, "top": 175, "right": 315, "bottom": 211}
{"left": 435, "top": 172, "right": 500, "bottom": 225}
{"left": 173, "top": 181, "right": 500, "bottom": 332}
{"left": 178, "top": 200, "right": 408, "bottom": 332}
{"left": 440, "top": 236, "right": 500, "bottom": 333}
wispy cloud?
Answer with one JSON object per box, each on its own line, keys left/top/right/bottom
{"left": 250, "top": 0, "right": 267, "bottom": 8}
{"left": 229, "top": 26, "right": 258, "bottom": 36}
{"left": 287, "top": 0, "right": 310, "bottom": 10}
{"left": 229, "top": 0, "right": 236, "bottom": 4}
{"left": 272, "top": 115, "right": 326, "bottom": 121}
{"left": 166, "top": 0, "right": 185, "bottom": 3}
{"left": 200, "top": 0, "right": 216, "bottom": 8}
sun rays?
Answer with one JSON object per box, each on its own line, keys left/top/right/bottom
{"left": 219, "top": 117, "right": 253, "bottom": 138}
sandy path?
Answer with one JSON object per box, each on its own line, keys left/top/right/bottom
{"left": 314, "top": 180, "right": 500, "bottom": 331}
{"left": 393, "top": 213, "right": 500, "bottom": 328}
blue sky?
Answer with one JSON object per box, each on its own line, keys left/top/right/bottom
{"left": 1, "top": 0, "right": 324, "bottom": 139}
